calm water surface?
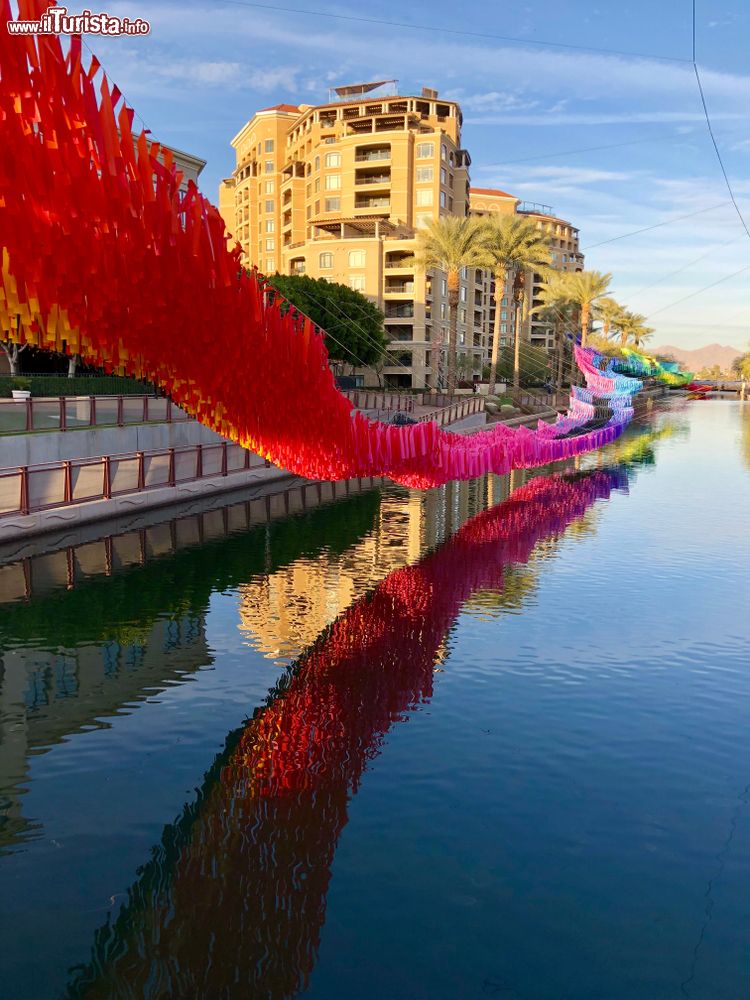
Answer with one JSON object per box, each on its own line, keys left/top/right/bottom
{"left": 1, "top": 401, "right": 749, "bottom": 1000}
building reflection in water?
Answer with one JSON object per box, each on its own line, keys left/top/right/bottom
{"left": 65, "top": 465, "right": 630, "bottom": 1000}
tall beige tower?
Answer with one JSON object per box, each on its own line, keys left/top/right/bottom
{"left": 220, "top": 85, "right": 487, "bottom": 389}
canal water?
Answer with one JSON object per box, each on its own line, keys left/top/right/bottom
{"left": 0, "top": 401, "right": 748, "bottom": 1000}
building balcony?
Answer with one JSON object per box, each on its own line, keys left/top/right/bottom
{"left": 385, "top": 306, "right": 415, "bottom": 320}
{"left": 384, "top": 281, "right": 415, "bottom": 295}
{"left": 355, "top": 197, "right": 391, "bottom": 211}
{"left": 355, "top": 146, "right": 391, "bottom": 162}
{"left": 355, "top": 172, "right": 391, "bottom": 187}
{"left": 385, "top": 254, "right": 414, "bottom": 270}
{"left": 388, "top": 328, "right": 417, "bottom": 344}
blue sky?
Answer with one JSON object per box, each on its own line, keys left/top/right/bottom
{"left": 89, "top": 0, "right": 750, "bottom": 350}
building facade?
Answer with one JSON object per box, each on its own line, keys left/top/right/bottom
{"left": 221, "top": 87, "right": 491, "bottom": 388}
{"left": 220, "top": 87, "right": 582, "bottom": 389}
{"left": 468, "top": 189, "right": 584, "bottom": 368}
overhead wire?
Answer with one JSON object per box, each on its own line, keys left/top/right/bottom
{"left": 582, "top": 201, "right": 730, "bottom": 250}
{"left": 691, "top": 0, "right": 750, "bottom": 243}
{"left": 645, "top": 262, "right": 750, "bottom": 319}
{"left": 215, "top": 0, "right": 693, "bottom": 63}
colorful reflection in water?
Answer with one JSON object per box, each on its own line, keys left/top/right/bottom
{"left": 59, "top": 468, "right": 627, "bottom": 998}
{"left": 2, "top": 406, "right": 750, "bottom": 1000}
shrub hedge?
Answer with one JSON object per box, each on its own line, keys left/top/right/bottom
{"left": 0, "top": 375, "right": 156, "bottom": 398}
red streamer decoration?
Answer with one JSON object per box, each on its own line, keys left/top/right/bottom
{"left": 0, "top": 3, "right": 627, "bottom": 487}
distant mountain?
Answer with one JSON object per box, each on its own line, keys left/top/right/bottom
{"left": 652, "top": 343, "right": 743, "bottom": 374}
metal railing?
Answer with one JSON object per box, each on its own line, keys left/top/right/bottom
{"left": 0, "top": 395, "right": 189, "bottom": 435}
{"left": 343, "top": 390, "right": 414, "bottom": 412}
{"left": 417, "top": 396, "right": 484, "bottom": 427}
{"left": 0, "top": 443, "right": 270, "bottom": 518}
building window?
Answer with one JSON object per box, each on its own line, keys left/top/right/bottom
{"left": 349, "top": 275, "right": 366, "bottom": 291}
{"left": 319, "top": 252, "right": 333, "bottom": 268}
{"left": 266, "top": 258, "right": 274, "bottom": 272}
{"left": 306, "top": 205, "right": 311, "bottom": 219}
{"left": 325, "top": 152, "right": 342, "bottom": 167}
{"left": 460, "top": 286, "right": 467, "bottom": 301}
{"left": 501, "top": 310, "right": 507, "bottom": 320}
{"left": 315, "top": 200, "right": 320, "bottom": 215}
{"left": 348, "top": 250, "right": 366, "bottom": 267}
{"left": 416, "top": 188, "right": 433, "bottom": 206}
{"left": 265, "top": 200, "right": 274, "bottom": 213}
{"left": 325, "top": 174, "right": 341, "bottom": 190}
{"left": 416, "top": 166, "right": 434, "bottom": 182}
{"left": 265, "top": 220, "right": 274, "bottom": 232}
{"left": 460, "top": 333, "right": 465, "bottom": 345}
{"left": 441, "top": 278, "right": 447, "bottom": 296}
{"left": 265, "top": 238, "right": 275, "bottom": 250}
{"left": 460, "top": 308, "right": 466, "bottom": 323}
{"left": 306, "top": 183, "right": 311, "bottom": 198}
{"left": 265, "top": 161, "right": 274, "bottom": 173}
{"left": 440, "top": 191, "right": 447, "bottom": 208}
{"left": 440, "top": 303, "right": 446, "bottom": 319}
{"left": 441, "top": 144, "right": 447, "bottom": 161}
{"left": 325, "top": 197, "right": 340, "bottom": 212}
{"left": 265, "top": 139, "right": 274, "bottom": 152}
{"left": 315, "top": 177, "right": 320, "bottom": 193}
{"left": 416, "top": 142, "right": 434, "bottom": 158}
{"left": 264, "top": 180, "right": 274, "bottom": 194}
{"left": 314, "top": 155, "right": 320, "bottom": 170}
{"left": 501, "top": 323, "right": 507, "bottom": 333}
{"left": 441, "top": 166, "right": 447, "bottom": 184}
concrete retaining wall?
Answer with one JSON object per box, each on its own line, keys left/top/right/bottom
{"left": 0, "top": 420, "right": 229, "bottom": 468}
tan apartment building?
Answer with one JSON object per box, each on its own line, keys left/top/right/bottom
{"left": 219, "top": 87, "right": 583, "bottom": 388}
{"left": 218, "top": 83, "right": 490, "bottom": 389}
{"left": 518, "top": 202, "right": 584, "bottom": 353}
{"left": 468, "top": 189, "right": 584, "bottom": 368}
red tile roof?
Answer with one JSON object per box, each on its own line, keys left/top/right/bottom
{"left": 470, "top": 187, "right": 518, "bottom": 199}
{"left": 258, "top": 103, "right": 300, "bottom": 114}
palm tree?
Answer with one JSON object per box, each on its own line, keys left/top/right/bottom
{"left": 531, "top": 272, "right": 574, "bottom": 391}
{"left": 414, "top": 216, "right": 490, "bottom": 394}
{"left": 616, "top": 310, "right": 653, "bottom": 349}
{"left": 479, "top": 215, "right": 551, "bottom": 394}
{"left": 565, "top": 270, "right": 612, "bottom": 348}
{"left": 632, "top": 328, "right": 654, "bottom": 350}
{"left": 595, "top": 297, "right": 626, "bottom": 341}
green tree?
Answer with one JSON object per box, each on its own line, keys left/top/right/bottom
{"left": 731, "top": 351, "right": 750, "bottom": 379}
{"left": 532, "top": 272, "right": 575, "bottom": 390}
{"left": 414, "top": 216, "right": 491, "bottom": 394}
{"left": 479, "top": 214, "right": 551, "bottom": 394}
{"left": 565, "top": 270, "right": 612, "bottom": 348}
{"left": 266, "top": 274, "right": 387, "bottom": 371}
{"left": 595, "top": 296, "right": 626, "bottom": 340}
{"left": 616, "top": 310, "right": 654, "bottom": 349}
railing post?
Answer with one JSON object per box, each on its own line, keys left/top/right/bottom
{"left": 19, "top": 466, "right": 29, "bottom": 515}
{"left": 63, "top": 460, "right": 72, "bottom": 503}
{"left": 137, "top": 451, "right": 145, "bottom": 490}
{"left": 117, "top": 396, "right": 124, "bottom": 426}
{"left": 244, "top": 448, "right": 251, "bottom": 470}
{"left": 90, "top": 396, "right": 96, "bottom": 427}
{"left": 166, "top": 399, "right": 172, "bottom": 423}
{"left": 60, "top": 397, "right": 66, "bottom": 431}
{"left": 221, "top": 441, "right": 228, "bottom": 476}
{"left": 142, "top": 396, "right": 147, "bottom": 423}
{"left": 196, "top": 444, "right": 203, "bottom": 479}
{"left": 103, "top": 456, "right": 111, "bottom": 499}
{"left": 25, "top": 398, "right": 32, "bottom": 432}
{"left": 168, "top": 448, "right": 175, "bottom": 486}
